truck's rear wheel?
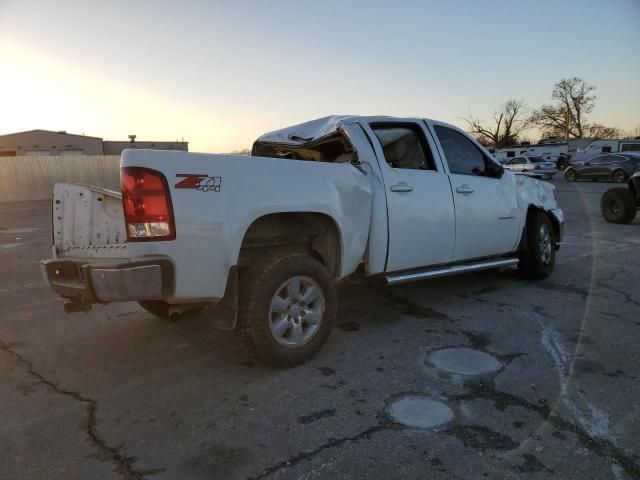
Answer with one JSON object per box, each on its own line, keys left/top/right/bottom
{"left": 518, "top": 211, "right": 556, "bottom": 279}
{"left": 237, "top": 253, "right": 337, "bottom": 367}
{"left": 137, "top": 301, "right": 204, "bottom": 320}
{"left": 601, "top": 188, "right": 637, "bottom": 224}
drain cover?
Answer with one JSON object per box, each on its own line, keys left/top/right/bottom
{"left": 387, "top": 395, "right": 454, "bottom": 429}
{"left": 427, "top": 347, "right": 502, "bottom": 375}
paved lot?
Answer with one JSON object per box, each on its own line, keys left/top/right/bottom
{"left": 1, "top": 178, "right": 639, "bottom": 480}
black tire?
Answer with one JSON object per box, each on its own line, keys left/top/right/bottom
{"left": 236, "top": 253, "right": 337, "bottom": 367}
{"left": 518, "top": 211, "right": 556, "bottom": 279}
{"left": 600, "top": 188, "right": 637, "bottom": 224}
{"left": 612, "top": 169, "right": 627, "bottom": 183}
{"left": 564, "top": 169, "right": 576, "bottom": 182}
{"left": 137, "top": 300, "right": 204, "bottom": 320}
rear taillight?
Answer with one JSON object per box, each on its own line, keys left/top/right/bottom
{"left": 121, "top": 167, "right": 175, "bottom": 241}
{"left": 534, "top": 165, "right": 541, "bottom": 170}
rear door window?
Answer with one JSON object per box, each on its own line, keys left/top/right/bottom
{"left": 371, "top": 125, "right": 436, "bottom": 171}
{"left": 433, "top": 126, "right": 487, "bottom": 175}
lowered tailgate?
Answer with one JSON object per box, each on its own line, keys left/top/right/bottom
{"left": 52, "top": 183, "right": 127, "bottom": 259}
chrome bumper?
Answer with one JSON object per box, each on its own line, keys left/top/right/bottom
{"left": 41, "top": 257, "right": 174, "bottom": 305}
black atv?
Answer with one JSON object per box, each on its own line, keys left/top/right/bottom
{"left": 600, "top": 171, "right": 640, "bottom": 224}
{"left": 556, "top": 154, "right": 570, "bottom": 171}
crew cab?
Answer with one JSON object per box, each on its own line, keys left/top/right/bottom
{"left": 42, "top": 115, "right": 564, "bottom": 366}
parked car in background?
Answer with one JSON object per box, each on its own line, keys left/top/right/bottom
{"left": 504, "top": 156, "right": 558, "bottom": 179}
{"left": 572, "top": 139, "right": 640, "bottom": 163}
{"left": 600, "top": 171, "right": 640, "bottom": 224}
{"left": 556, "top": 153, "right": 570, "bottom": 171}
{"left": 564, "top": 152, "right": 640, "bottom": 183}
{"left": 493, "top": 143, "right": 568, "bottom": 164}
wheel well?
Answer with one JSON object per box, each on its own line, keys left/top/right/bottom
{"left": 519, "top": 206, "right": 561, "bottom": 250}
{"left": 238, "top": 213, "right": 342, "bottom": 277}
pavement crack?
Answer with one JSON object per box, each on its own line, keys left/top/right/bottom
{"left": 531, "top": 305, "right": 554, "bottom": 319}
{"left": 248, "top": 423, "right": 386, "bottom": 479}
{"left": 531, "top": 281, "right": 593, "bottom": 298}
{"left": 448, "top": 381, "right": 640, "bottom": 477}
{"left": 383, "top": 294, "right": 455, "bottom": 322}
{"left": 595, "top": 280, "right": 640, "bottom": 308}
{"left": 0, "top": 339, "right": 165, "bottom": 480}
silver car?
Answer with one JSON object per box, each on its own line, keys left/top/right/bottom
{"left": 504, "top": 156, "right": 558, "bottom": 179}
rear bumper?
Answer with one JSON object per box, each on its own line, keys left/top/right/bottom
{"left": 40, "top": 257, "right": 174, "bottom": 304}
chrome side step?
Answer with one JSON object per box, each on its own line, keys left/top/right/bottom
{"left": 383, "top": 258, "right": 519, "bottom": 286}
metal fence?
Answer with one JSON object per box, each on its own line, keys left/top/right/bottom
{"left": 0, "top": 155, "right": 120, "bottom": 202}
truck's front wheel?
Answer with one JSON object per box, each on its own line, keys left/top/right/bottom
{"left": 518, "top": 211, "right": 556, "bottom": 279}
{"left": 237, "top": 254, "right": 337, "bottom": 367}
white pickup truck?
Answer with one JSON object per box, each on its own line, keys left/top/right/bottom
{"left": 42, "top": 115, "right": 564, "bottom": 366}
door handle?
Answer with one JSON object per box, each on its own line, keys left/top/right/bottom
{"left": 390, "top": 183, "right": 413, "bottom": 193}
{"left": 456, "top": 185, "right": 474, "bottom": 195}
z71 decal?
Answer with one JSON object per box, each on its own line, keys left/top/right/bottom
{"left": 175, "top": 174, "right": 222, "bottom": 192}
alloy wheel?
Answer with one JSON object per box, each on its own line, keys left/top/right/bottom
{"left": 269, "top": 276, "right": 325, "bottom": 347}
{"left": 539, "top": 224, "right": 552, "bottom": 266}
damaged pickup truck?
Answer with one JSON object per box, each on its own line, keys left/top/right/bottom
{"left": 42, "top": 115, "right": 564, "bottom": 366}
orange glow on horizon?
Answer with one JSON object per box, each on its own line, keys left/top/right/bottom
{"left": 0, "top": 43, "right": 259, "bottom": 152}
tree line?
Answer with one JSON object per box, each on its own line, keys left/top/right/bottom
{"left": 465, "top": 77, "right": 634, "bottom": 148}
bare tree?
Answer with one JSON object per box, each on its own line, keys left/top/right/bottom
{"left": 465, "top": 99, "right": 529, "bottom": 148}
{"left": 228, "top": 148, "right": 251, "bottom": 156}
{"left": 585, "top": 124, "right": 620, "bottom": 139}
{"left": 623, "top": 124, "right": 640, "bottom": 139}
{"left": 530, "top": 77, "right": 619, "bottom": 139}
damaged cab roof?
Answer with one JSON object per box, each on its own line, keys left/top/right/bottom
{"left": 255, "top": 115, "right": 437, "bottom": 146}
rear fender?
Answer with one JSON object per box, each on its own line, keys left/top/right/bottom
{"left": 122, "top": 149, "right": 372, "bottom": 301}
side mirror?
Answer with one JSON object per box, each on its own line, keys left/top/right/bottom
{"left": 485, "top": 160, "right": 504, "bottom": 178}
{"left": 584, "top": 161, "right": 590, "bottom": 166}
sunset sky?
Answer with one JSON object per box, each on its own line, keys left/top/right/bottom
{"left": 1, "top": 0, "right": 638, "bottom": 152}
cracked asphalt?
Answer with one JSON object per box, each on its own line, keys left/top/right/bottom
{"left": 1, "top": 178, "right": 639, "bottom": 479}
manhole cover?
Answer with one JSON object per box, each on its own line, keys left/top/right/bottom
{"left": 427, "top": 347, "right": 502, "bottom": 375}
{"left": 387, "top": 395, "right": 454, "bottom": 429}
